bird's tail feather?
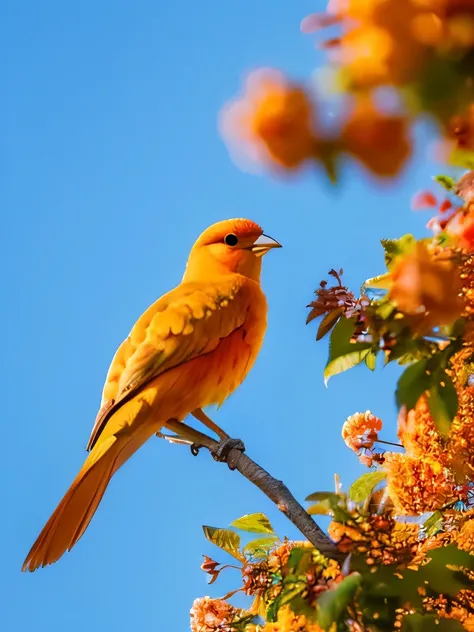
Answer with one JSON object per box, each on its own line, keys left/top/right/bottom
{"left": 22, "top": 413, "right": 157, "bottom": 572}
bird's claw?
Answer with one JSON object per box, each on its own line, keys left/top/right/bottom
{"left": 212, "top": 438, "right": 245, "bottom": 467}
{"left": 190, "top": 443, "right": 202, "bottom": 456}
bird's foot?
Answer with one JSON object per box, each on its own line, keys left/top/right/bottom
{"left": 212, "top": 437, "right": 245, "bottom": 468}
{"left": 190, "top": 443, "right": 202, "bottom": 456}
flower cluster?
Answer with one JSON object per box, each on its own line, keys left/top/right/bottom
{"left": 387, "top": 241, "right": 464, "bottom": 335}
{"left": 328, "top": 509, "right": 420, "bottom": 566}
{"left": 219, "top": 69, "right": 318, "bottom": 174}
{"left": 307, "top": 269, "right": 359, "bottom": 325}
{"left": 337, "top": 337, "right": 474, "bottom": 516}
{"left": 384, "top": 451, "right": 458, "bottom": 514}
{"left": 220, "top": 68, "right": 412, "bottom": 179}
{"left": 190, "top": 597, "right": 242, "bottom": 632}
{"left": 341, "top": 411, "right": 383, "bottom": 466}
{"left": 303, "top": 0, "right": 474, "bottom": 90}
{"left": 414, "top": 171, "right": 474, "bottom": 251}
{"left": 261, "top": 605, "right": 323, "bottom": 632}
{"left": 219, "top": 3, "right": 473, "bottom": 181}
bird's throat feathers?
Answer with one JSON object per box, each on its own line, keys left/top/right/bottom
{"left": 183, "top": 244, "right": 263, "bottom": 282}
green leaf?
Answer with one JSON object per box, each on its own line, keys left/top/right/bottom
{"left": 365, "top": 349, "right": 377, "bottom": 371}
{"left": 422, "top": 510, "right": 443, "bottom": 537}
{"left": 324, "top": 317, "right": 372, "bottom": 385}
{"left": 395, "top": 359, "right": 431, "bottom": 411}
{"left": 286, "top": 547, "right": 314, "bottom": 575}
{"left": 386, "top": 338, "right": 434, "bottom": 366}
{"left": 265, "top": 582, "right": 309, "bottom": 624}
{"left": 306, "top": 500, "right": 332, "bottom": 516}
{"left": 402, "top": 614, "right": 464, "bottom": 631}
{"left": 265, "top": 598, "right": 280, "bottom": 623}
{"left": 362, "top": 272, "right": 392, "bottom": 292}
{"left": 242, "top": 535, "right": 278, "bottom": 558}
{"left": 317, "top": 573, "right": 362, "bottom": 631}
{"left": 428, "top": 374, "right": 458, "bottom": 437}
{"left": 230, "top": 513, "right": 274, "bottom": 534}
{"left": 433, "top": 174, "right": 456, "bottom": 191}
{"left": 229, "top": 614, "right": 260, "bottom": 632}
{"left": 449, "top": 147, "right": 474, "bottom": 170}
{"left": 202, "top": 526, "right": 244, "bottom": 562}
{"left": 316, "top": 308, "right": 343, "bottom": 341}
{"left": 306, "top": 491, "right": 352, "bottom": 523}
{"left": 381, "top": 234, "right": 415, "bottom": 270}
{"left": 348, "top": 471, "right": 386, "bottom": 503}
{"left": 279, "top": 584, "right": 307, "bottom": 609}
{"left": 377, "top": 298, "right": 397, "bottom": 321}
{"left": 288, "top": 595, "right": 318, "bottom": 620}
{"left": 305, "top": 491, "right": 340, "bottom": 502}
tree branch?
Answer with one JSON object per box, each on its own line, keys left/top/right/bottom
{"left": 164, "top": 419, "right": 344, "bottom": 563}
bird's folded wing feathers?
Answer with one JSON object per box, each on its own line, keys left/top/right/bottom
{"left": 86, "top": 277, "right": 252, "bottom": 451}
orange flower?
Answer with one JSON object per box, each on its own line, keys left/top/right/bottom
{"left": 446, "top": 384, "right": 474, "bottom": 480}
{"left": 332, "top": 24, "right": 398, "bottom": 88}
{"left": 397, "top": 396, "right": 445, "bottom": 459}
{"left": 445, "top": 205, "right": 474, "bottom": 251}
{"left": 267, "top": 540, "right": 313, "bottom": 571}
{"left": 329, "top": 514, "right": 419, "bottom": 565}
{"left": 455, "top": 514, "right": 474, "bottom": 552}
{"left": 190, "top": 597, "right": 240, "bottom": 632}
{"left": 220, "top": 69, "right": 317, "bottom": 171}
{"left": 384, "top": 452, "right": 457, "bottom": 514}
{"left": 318, "top": 0, "right": 430, "bottom": 87}
{"left": 388, "top": 241, "right": 464, "bottom": 334}
{"left": 262, "top": 604, "right": 323, "bottom": 632}
{"left": 342, "top": 410, "right": 382, "bottom": 453}
{"left": 460, "top": 254, "right": 474, "bottom": 316}
{"left": 304, "top": 0, "right": 474, "bottom": 91}
{"left": 341, "top": 99, "right": 411, "bottom": 177}
{"left": 439, "top": 0, "right": 474, "bottom": 49}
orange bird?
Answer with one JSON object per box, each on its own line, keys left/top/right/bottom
{"left": 22, "top": 218, "right": 281, "bottom": 572}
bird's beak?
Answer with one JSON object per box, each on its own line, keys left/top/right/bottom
{"left": 249, "top": 233, "right": 282, "bottom": 257}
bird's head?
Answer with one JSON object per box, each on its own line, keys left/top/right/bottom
{"left": 183, "top": 218, "right": 281, "bottom": 282}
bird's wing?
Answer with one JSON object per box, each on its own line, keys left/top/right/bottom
{"left": 86, "top": 276, "right": 254, "bottom": 450}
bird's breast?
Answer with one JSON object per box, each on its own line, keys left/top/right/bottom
{"left": 134, "top": 282, "right": 268, "bottom": 422}
{"left": 198, "top": 289, "right": 267, "bottom": 408}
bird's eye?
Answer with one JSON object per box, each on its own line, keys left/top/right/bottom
{"left": 224, "top": 233, "right": 239, "bottom": 247}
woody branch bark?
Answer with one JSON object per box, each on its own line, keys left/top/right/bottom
{"left": 164, "top": 419, "right": 344, "bottom": 562}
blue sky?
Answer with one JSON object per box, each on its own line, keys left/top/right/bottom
{"left": 3, "top": 1, "right": 450, "bottom": 630}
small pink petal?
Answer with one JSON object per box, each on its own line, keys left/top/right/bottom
{"left": 439, "top": 199, "right": 453, "bottom": 213}
{"left": 445, "top": 212, "right": 463, "bottom": 236}
{"left": 359, "top": 454, "right": 374, "bottom": 467}
{"left": 411, "top": 191, "right": 437, "bottom": 210}
{"left": 300, "top": 12, "right": 341, "bottom": 33}
{"left": 244, "top": 68, "right": 286, "bottom": 97}
{"left": 318, "top": 37, "right": 342, "bottom": 50}
{"left": 327, "top": 0, "right": 346, "bottom": 15}
{"left": 426, "top": 217, "right": 442, "bottom": 234}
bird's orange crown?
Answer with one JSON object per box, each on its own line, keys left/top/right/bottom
{"left": 195, "top": 218, "right": 263, "bottom": 246}
{"left": 183, "top": 218, "right": 279, "bottom": 283}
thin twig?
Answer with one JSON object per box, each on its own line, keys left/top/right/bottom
{"left": 376, "top": 439, "right": 403, "bottom": 448}
{"left": 164, "top": 419, "right": 344, "bottom": 562}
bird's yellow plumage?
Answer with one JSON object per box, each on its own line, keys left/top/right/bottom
{"left": 22, "top": 218, "right": 280, "bottom": 571}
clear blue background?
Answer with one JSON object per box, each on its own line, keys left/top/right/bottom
{"left": 3, "top": 1, "right": 445, "bottom": 630}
